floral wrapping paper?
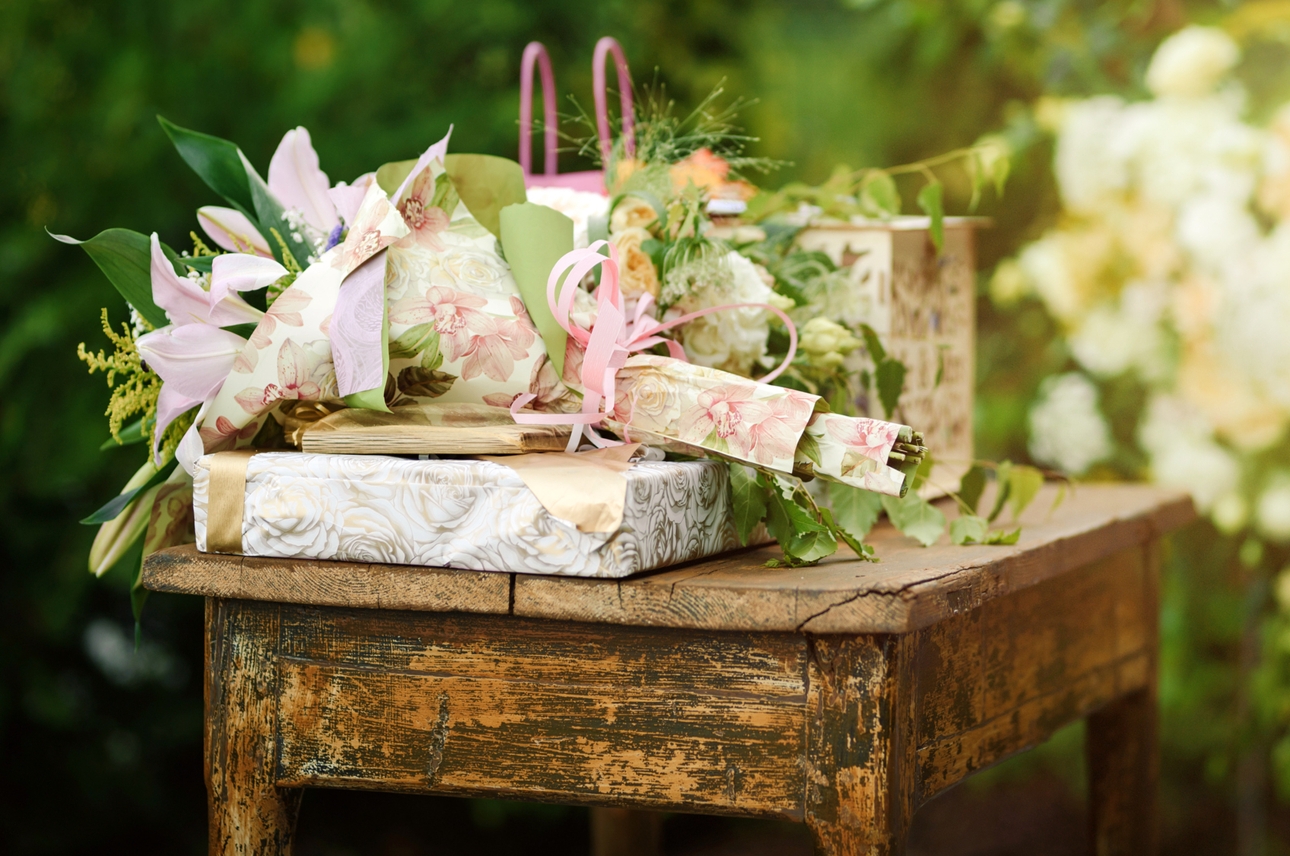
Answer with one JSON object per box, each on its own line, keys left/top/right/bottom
{"left": 192, "top": 452, "right": 739, "bottom": 578}
{"left": 608, "top": 356, "right": 910, "bottom": 494}
{"left": 197, "top": 152, "right": 914, "bottom": 497}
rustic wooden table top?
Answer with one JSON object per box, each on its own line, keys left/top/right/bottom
{"left": 144, "top": 483, "right": 1194, "bottom": 635}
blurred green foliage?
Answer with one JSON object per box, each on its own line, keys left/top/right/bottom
{"left": 0, "top": 0, "right": 1262, "bottom": 853}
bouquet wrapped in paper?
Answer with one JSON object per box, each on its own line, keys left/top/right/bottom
{"left": 69, "top": 48, "right": 952, "bottom": 589}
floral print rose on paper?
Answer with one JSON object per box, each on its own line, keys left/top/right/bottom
{"left": 390, "top": 287, "right": 537, "bottom": 383}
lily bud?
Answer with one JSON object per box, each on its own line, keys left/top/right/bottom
{"left": 87, "top": 461, "right": 159, "bottom": 577}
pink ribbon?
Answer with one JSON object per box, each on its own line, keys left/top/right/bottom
{"left": 510, "top": 242, "right": 799, "bottom": 452}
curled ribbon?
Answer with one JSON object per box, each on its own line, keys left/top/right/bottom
{"left": 510, "top": 241, "right": 799, "bottom": 452}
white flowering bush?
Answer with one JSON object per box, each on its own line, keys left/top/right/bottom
{"left": 997, "top": 24, "right": 1290, "bottom": 793}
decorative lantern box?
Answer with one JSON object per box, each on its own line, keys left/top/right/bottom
{"left": 794, "top": 217, "right": 982, "bottom": 495}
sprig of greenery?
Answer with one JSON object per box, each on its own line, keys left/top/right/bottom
{"left": 745, "top": 136, "right": 1011, "bottom": 251}
{"left": 77, "top": 309, "right": 161, "bottom": 445}
{"left": 564, "top": 76, "right": 785, "bottom": 182}
{"left": 730, "top": 463, "right": 877, "bottom": 566}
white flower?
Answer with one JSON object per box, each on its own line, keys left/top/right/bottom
{"left": 1175, "top": 193, "right": 1261, "bottom": 274}
{"left": 1257, "top": 474, "right": 1290, "bottom": 542}
{"left": 524, "top": 186, "right": 609, "bottom": 249}
{"left": 1027, "top": 373, "right": 1113, "bottom": 476}
{"left": 1145, "top": 26, "right": 1240, "bottom": 99}
{"left": 673, "top": 251, "right": 792, "bottom": 377}
{"left": 1055, "top": 96, "right": 1131, "bottom": 215}
{"left": 1068, "top": 281, "right": 1170, "bottom": 380}
{"left": 1138, "top": 394, "right": 1240, "bottom": 512}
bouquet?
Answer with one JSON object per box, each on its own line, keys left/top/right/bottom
{"left": 68, "top": 58, "right": 1026, "bottom": 616}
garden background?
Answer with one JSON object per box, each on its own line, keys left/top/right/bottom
{"left": 5, "top": 0, "right": 1290, "bottom": 853}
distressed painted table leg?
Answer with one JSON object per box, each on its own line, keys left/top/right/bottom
{"left": 1086, "top": 539, "right": 1160, "bottom": 856}
{"left": 590, "top": 807, "right": 664, "bottom": 856}
{"left": 805, "top": 635, "right": 917, "bottom": 856}
{"left": 1086, "top": 687, "right": 1158, "bottom": 855}
{"left": 207, "top": 598, "right": 301, "bottom": 855}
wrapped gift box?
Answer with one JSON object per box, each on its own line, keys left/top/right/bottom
{"left": 193, "top": 452, "right": 739, "bottom": 579}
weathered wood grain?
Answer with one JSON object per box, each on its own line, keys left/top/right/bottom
{"left": 803, "top": 635, "right": 918, "bottom": 856}
{"left": 206, "top": 598, "right": 301, "bottom": 855}
{"left": 276, "top": 608, "right": 808, "bottom": 700}
{"left": 146, "top": 550, "right": 511, "bottom": 615}
{"left": 144, "top": 485, "right": 1194, "bottom": 638}
{"left": 515, "top": 484, "right": 1190, "bottom": 635}
{"left": 911, "top": 545, "right": 1154, "bottom": 804}
{"left": 182, "top": 488, "right": 1184, "bottom": 855}
{"left": 272, "top": 607, "right": 810, "bottom": 817}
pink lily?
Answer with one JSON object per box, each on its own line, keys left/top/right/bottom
{"left": 143, "top": 233, "right": 271, "bottom": 467}
{"left": 197, "top": 126, "right": 377, "bottom": 255}
{"left": 209, "top": 253, "right": 289, "bottom": 305}
{"left": 268, "top": 126, "right": 340, "bottom": 234}
{"left": 196, "top": 207, "right": 273, "bottom": 257}
{"left": 150, "top": 233, "right": 264, "bottom": 327}
{"left": 137, "top": 323, "right": 250, "bottom": 464}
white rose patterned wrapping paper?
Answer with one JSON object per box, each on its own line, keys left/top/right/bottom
{"left": 193, "top": 452, "right": 739, "bottom": 578}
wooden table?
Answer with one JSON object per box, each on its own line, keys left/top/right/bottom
{"left": 143, "top": 484, "right": 1193, "bottom": 856}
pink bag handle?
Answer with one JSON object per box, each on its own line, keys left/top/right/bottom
{"left": 593, "top": 37, "right": 635, "bottom": 164}
{"left": 519, "top": 41, "right": 558, "bottom": 176}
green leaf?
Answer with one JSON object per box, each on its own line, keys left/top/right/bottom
{"left": 858, "top": 323, "right": 886, "bottom": 363}
{"left": 1050, "top": 481, "right": 1069, "bottom": 517}
{"left": 875, "top": 358, "right": 906, "bottom": 420}
{"left": 222, "top": 322, "right": 258, "bottom": 340}
{"left": 983, "top": 527, "right": 1021, "bottom": 545}
{"left": 950, "top": 514, "right": 989, "bottom": 545}
{"left": 859, "top": 171, "right": 900, "bottom": 218}
{"left": 787, "top": 527, "right": 838, "bottom": 564}
{"left": 1007, "top": 464, "right": 1045, "bottom": 521}
{"left": 917, "top": 181, "right": 944, "bottom": 252}
{"left": 828, "top": 518, "right": 876, "bottom": 561}
{"left": 50, "top": 228, "right": 170, "bottom": 329}
{"left": 81, "top": 464, "right": 172, "bottom": 525}
{"left": 830, "top": 483, "right": 883, "bottom": 541}
{"left": 728, "top": 464, "right": 768, "bottom": 547}
{"left": 957, "top": 465, "right": 987, "bottom": 515}
{"left": 182, "top": 255, "right": 215, "bottom": 273}
{"left": 882, "top": 492, "right": 946, "bottom": 547}
{"left": 100, "top": 417, "right": 149, "bottom": 450}
{"left": 765, "top": 484, "right": 836, "bottom": 563}
{"left": 248, "top": 167, "right": 311, "bottom": 268}
{"left": 158, "top": 116, "right": 256, "bottom": 216}
{"left": 987, "top": 461, "right": 1012, "bottom": 523}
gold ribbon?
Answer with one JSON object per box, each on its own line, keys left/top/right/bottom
{"left": 279, "top": 400, "right": 348, "bottom": 448}
{"left": 206, "top": 450, "right": 261, "bottom": 554}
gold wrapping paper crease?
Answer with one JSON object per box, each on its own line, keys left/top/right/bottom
{"left": 206, "top": 450, "right": 262, "bottom": 554}
{"left": 480, "top": 444, "right": 640, "bottom": 534}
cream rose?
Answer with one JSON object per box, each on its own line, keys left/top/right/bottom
{"left": 610, "top": 196, "right": 658, "bottom": 233}
{"left": 610, "top": 226, "right": 661, "bottom": 299}
{"left": 673, "top": 251, "right": 792, "bottom": 376}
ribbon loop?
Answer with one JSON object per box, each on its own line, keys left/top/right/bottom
{"left": 511, "top": 244, "right": 799, "bottom": 452}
